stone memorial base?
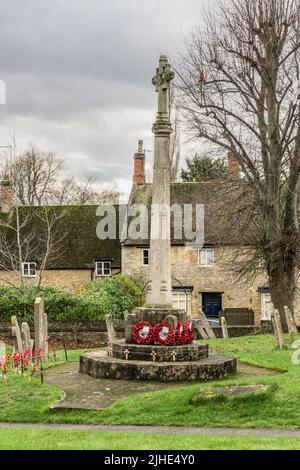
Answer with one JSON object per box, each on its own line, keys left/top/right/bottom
{"left": 79, "top": 307, "right": 237, "bottom": 383}
{"left": 80, "top": 348, "right": 236, "bottom": 382}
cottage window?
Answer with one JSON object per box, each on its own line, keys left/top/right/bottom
{"left": 142, "top": 249, "right": 150, "bottom": 266}
{"left": 198, "top": 249, "right": 214, "bottom": 267}
{"left": 172, "top": 290, "right": 192, "bottom": 316}
{"left": 261, "top": 293, "right": 274, "bottom": 321}
{"left": 95, "top": 261, "right": 112, "bottom": 277}
{"left": 22, "top": 262, "right": 37, "bottom": 278}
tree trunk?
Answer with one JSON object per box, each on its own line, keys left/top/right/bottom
{"left": 269, "top": 245, "right": 296, "bottom": 330}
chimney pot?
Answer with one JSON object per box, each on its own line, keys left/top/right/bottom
{"left": 227, "top": 152, "right": 240, "bottom": 177}
{"left": 0, "top": 175, "right": 13, "bottom": 213}
{"left": 133, "top": 140, "right": 145, "bottom": 186}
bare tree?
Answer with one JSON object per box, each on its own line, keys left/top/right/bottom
{"left": 49, "top": 175, "right": 120, "bottom": 205}
{"left": 176, "top": 0, "right": 300, "bottom": 326}
{"left": 3, "top": 146, "right": 120, "bottom": 206}
{"left": 0, "top": 204, "right": 67, "bottom": 287}
{"left": 8, "top": 146, "right": 64, "bottom": 205}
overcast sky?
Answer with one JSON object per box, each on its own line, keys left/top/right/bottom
{"left": 0, "top": 0, "right": 209, "bottom": 197}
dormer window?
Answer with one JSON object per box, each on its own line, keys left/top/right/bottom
{"left": 95, "top": 261, "right": 112, "bottom": 277}
{"left": 22, "top": 262, "right": 37, "bottom": 278}
{"left": 198, "top": 249, "right": 214, "bottom": 267}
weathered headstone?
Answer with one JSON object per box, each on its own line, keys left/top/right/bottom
{"left": 198, "top": 309, "right": 216, "bottom": 339}
{"left": 221, "top": 316, "right": 229, "bottom": 339}
{"left": 11, "top": 316, "right": 24, "bottom": 354}
{"left": 194, "top": 319, "right": 209, "bottom": 340}
{"left": 124, "top": 312, "right": 136, "bottom": 343}
{"left": 165, "top": 315, "right": 178, "bottom": 329}
{"left": 284, "top": 306, "right": 297, "bottom": 340}
{"left": 105, "top": 314, "right": 116, "bottom": 343}
{"left": 21, "top": 322, "right": 32, "bottom": 354}
{"left": 34, "top": 297, "right": 48, "bottom": 361}
{"left": 43, "top": 312, "right": 48, "bottom": 361}
{"left": 273, "top": 309, "right": 285, "bottom": 350}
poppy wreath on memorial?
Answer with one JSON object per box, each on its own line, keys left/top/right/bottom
{"left": 153, "top": 322, "right": 175, "bottom": 346}
{"left": 175, "top": 321, "right": 193, "bottom": 345}
{"left": 132, "top": 321, "right": 154, "bottom": 345}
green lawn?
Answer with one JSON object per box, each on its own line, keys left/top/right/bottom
{"left": 1, "top": 335, "right": 300, "bottom": 429}
{"left": 0, "top": 427, "right": 299, "bottom": 450}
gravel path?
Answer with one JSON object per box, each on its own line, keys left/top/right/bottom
{"left": 0, "top": 422, "right": 299, "bottom": 438}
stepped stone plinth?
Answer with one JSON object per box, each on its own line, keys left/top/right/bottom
{"left": 111, "top": 339, "right": 208, "bottom": 362}
{"left": 80, "top": 350, "right": 237, "bottom": 382}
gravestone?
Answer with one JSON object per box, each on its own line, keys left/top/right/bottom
{"left": 284, "top": 306, "right": 297, "bottom": 340}
{"left": 273, "top": 309, "right": 285, "bottom": 350}
{"left": 11, "top": 316, "right": 24, "bottom": 354}
{"left": 105, "top": 314, "right": 116, "bottom": 343}
{"left": 221, "top": 316, "right": 229, "bottom": 339}
{"left": 165, "top": 315, "right": 178, "bottom": 329}
{"left": 198, "top": 309, "right": 216, "bottom": 339}
{"left": 21, "top": 322, "right": 32, "bottom": 355}
{"left": 34, "top": 297, "right": 48, "bottom": 361}
{"left": 194, "top": 319, "right": 209, "bottom": 340}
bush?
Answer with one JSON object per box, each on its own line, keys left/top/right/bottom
{"left": 83, "top": 275, "right": 143, "bottom": 320}
{"left": 0, "top": 275, "right": 143, "bottom": 323}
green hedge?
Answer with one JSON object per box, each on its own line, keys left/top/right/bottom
{"left": 0, "top": 275, "right": 143, "bottom": 322}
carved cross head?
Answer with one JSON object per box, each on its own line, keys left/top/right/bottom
{"left": 152, "top": 55, "right": 175, "bottom": 92}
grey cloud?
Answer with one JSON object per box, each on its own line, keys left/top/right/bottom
{"left": 0, "top": 0, "right": 207, "bottom": 193}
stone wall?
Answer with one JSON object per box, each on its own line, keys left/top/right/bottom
{"left": 0, "top": 321, "right": 125, "bottom": 348}
{"left": 0, "top": 268, "right": 120, "bottom": 294}
{"left": 0, "top": 321, "right": 272, "bottom": 348}
{"left": 122, "top": 245, "right": 300, "bottom": 326}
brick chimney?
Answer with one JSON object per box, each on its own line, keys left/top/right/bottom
{"left": 133, "top": 140, "right": 145, "bottom": 185}
{"left": 227, "top": 152, "right": 240, "bottom": 177}
{"left": 0, "top": 175, "right": 13, "bottom": 213}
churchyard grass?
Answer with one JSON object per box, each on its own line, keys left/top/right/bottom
{"left": 1, "top": 336, "right": 300, "bottom": 429}
{"left": 0, "top": 427, "right": 300, "bottom": 450}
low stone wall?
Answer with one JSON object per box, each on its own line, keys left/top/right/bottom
{"left": 0, "top": 320, "right": 275, "bottom": 348}
{"left": 0, "top": 321, "right": 125, "bottom": 348}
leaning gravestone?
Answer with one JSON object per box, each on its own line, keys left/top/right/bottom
{"left": 198, "top": 309, "right": 216, "bottom": 339}
{"left": 273, "top": 309, "right": 285, "bottom": 350}
{"left": 34, "top": 297, "right": 48, "bottom": 361}
{"left": 284, "top": 306, "right": 297, "bottom": 340}
{"left": 194, "top": 319, "right": 209, "bottom": 340}
{"left": 11, "top": 316, "right": 24, "bottom": 354}
{"left": 221, "top": 316, "right": 229, "bottom": 339}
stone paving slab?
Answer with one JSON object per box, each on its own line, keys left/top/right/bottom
{"left": 44, "top": 361, "right": 278, "bottom": 411}
{"left": 44, "top": 362, "right": 184, "bottom": 410}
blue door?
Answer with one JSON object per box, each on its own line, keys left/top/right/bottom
{"left": 202, "top": 293, "right": 222, "bottom": 318}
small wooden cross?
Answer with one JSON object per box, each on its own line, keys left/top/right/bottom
{"left": 171, "top": 350, "right": 177, "bottom": 362}
{"left": 151, "top": 350, "right": 157, "bottom": 362}
{"left": 107, "top": 345, "right": 113, "bottom": 357}
{"left": 124, "top": 349, "right": 130, "bottom": 360}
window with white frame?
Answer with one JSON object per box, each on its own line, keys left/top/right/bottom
{"left": 22, "top": 262, "right": 37, "bottom": 278}
{"left": 198, "top": 249, "right": 214, "bottom": 267}
{"left": 261, "top": 292, "right": 274, "bottom": 321}
{"left": 142, "top": 248, "right": 150, "bottom": 266}
{"left": 95, "top": 261, "right": 112, "bottom": 277}
{"left": 172, "top": 290, "right": 192, "bottom": 316}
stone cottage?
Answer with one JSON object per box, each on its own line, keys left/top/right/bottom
{"left": 0, "top": 202, "right": 121, "bottom": 292}
{"left": 121, "top": 143, "right": 300, "bottom": 326}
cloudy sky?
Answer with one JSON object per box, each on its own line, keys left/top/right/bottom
{"left": 0, "top": 0, "right": 209, "bottom": 197}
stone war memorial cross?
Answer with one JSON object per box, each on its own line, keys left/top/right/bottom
{"left": 80, "top": 55, "right": 237, "bottom": 382}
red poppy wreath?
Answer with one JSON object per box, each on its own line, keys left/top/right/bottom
{"left": 153, "top": 322, "right": 175, "bottom": 346}
{"left": 132, "top": 321, "right": 154, "bottom": 345}
{"left": 175, "top": 321, "right": 193, "bottom": 345}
